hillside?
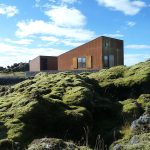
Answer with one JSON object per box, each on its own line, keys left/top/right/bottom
{"left": 0, "top": 60, "right": 150, "bottom": 149}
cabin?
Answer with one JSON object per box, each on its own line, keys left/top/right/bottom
{"left": 29, "top": 36, "right": 124, "bottom": 72}
{"left": 29, "top": 56, "right": 58, "bottom": 71}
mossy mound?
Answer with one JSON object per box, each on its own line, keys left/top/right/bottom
{"left": 27, "top": 138, "right": 92, "bottom": 150}
{"left": 111, "top": 95, "right": 150, "bottom": 150}
{"left": 12, "top": 72, "right": 97, "bottom": 107}
{"left": 0, "top": 77, "right": 93, "bottom": 148}
{"left": 0, "top": 60, "right": 149, "bottom": 149}
{"left": 120, "top": 94, "right": 150, "bottom": 122}
{"left": 111, "top": 130, "right": 150, "bottom": 150}
{"left": 89, "top": 60, "right": 150, "bottom": 100}
{"left": 0, "top": 86, "right": 10, "bottom": 96}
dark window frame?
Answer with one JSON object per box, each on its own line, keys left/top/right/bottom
{"left": 77, "top": 57, "right": 86, "bottom": 68}
{"left": 104, "top": 55, "right": 109, "bottom": 68}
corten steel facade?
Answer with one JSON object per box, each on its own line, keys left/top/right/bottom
{"left": 29, "top": 56, "right": 58, "bottom": 71}
{"left": 58, "top": 36, "right": 124, "bottom": 71}
{"left": 29, "top": 36, "right": 124, "bottom": 72}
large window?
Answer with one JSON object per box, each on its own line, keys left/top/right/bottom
{"left": 109, "top": 55, "right": 114, "bottom": 67}
{"left": 78, "top": 57, "right": 86, "bottom": 68}
{"left": 103, "top": 55, "right": 115, "bottom": 68}
{"left": 104, "top": 56, "right": 109, "bottom": 68}
{"left": 105, "top": 40, "right": 109, "bottom": 48}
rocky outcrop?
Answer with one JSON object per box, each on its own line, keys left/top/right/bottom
{"left": 27, "top": 138, "right": 91, "bottom": 150}
{"left": 131, "top": 106, "right": 150, "bottom": 134}
{"left": 111, "top": 106, "right": 150, "bottom": 150}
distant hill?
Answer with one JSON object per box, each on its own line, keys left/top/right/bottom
{"left": 0, "top": 62, "right": 29, "bottom": 73}
{"left": 0, "top": 60, "right": 149, "bottom": 150}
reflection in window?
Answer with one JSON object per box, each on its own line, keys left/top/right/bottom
{"left": 104, "top": 56, "right": 109, "bottom": 68}
{"left": 109, "top": 55, "right": 114, "bottom": 67}
{"left": 78, "top": 57, "right": 86, "bottom": 68}
{"left": 105, "top": 40, "right": 109, "bottom": 48}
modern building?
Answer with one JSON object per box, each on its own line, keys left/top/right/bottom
{"left": 29, "top": 56, "right": 58, "bottom": 71}
{"left": 29, "top": 36, "right": 124, "bottom": 72}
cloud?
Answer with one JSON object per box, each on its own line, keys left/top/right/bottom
{"left": 127, "top": 21, "right": 136, "bottom": 27}
{"left": 61, "top": 39, "right": 83, "bottom": 46}
{"left": 96, "top": 0, "right": 146, "bottom": 15}
{"left": 126, "top": 44, "right": 150, "bottom": 49}
{"left": 4, "top": 38, "right": 33, "bottom": 45}
{"left": 103, "top": 33, "right": 124, "bottom": 38}
{"left": 40, "top": 36, "right": 59, "bottom": 42}
{"left": 0, "top": 3, "right": 18, "bottom": 17}
{"left": 125, "top": 54, "right": 150, "bottom": 66}
{"left": 40, "top": 36, "right": 82, "bottom": 46}
{"left": 45, "top": 5, "right": 86, "bottom": 27}
{"left": 61, "top": 0, "right": 79, "bottom": 4}
{"left": 16, "top": 20, "right": 94, "bottom": 41}
{"left": 16, "top": 4, "right": 95, "bottom": 42}
{"left": 0, "top": 42, "right": 64, "bottom": 67}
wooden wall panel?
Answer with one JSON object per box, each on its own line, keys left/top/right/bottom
{"left": 73, "top": 57, "right": 77, "bottom": 69}
{"left": 86, "top": 56, "right": 92, "bottom": 69}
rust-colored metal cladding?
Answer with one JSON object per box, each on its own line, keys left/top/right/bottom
{"left": 58, "top": 37, "right": 103, "bottom": 71}
{"left": 29, "top": 36, "right": 124, "bottom": 72}
{"left": 58, "top": 36, "right": 124, "bottom": 71}
{"left": 29, "top": 56, "right": 58, "bottom": 71}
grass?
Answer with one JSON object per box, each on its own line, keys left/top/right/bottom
{"left": 0, "top": 72, "right": 25, "bottom": 78}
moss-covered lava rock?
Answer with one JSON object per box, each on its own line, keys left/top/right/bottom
{"left": 0, "top": 60, "right": 149, "bottom": 149}
{"left": 27, "top": 138, "right": 92, "bottom": 150}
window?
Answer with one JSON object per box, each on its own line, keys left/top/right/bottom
{"left": 105, "top": 40, "right": 109, "bottom": 48}
{"left": 78, "top": 57, "right": 86, "bottom": 68}
{"left": 104, "top": 56, "right": 109, "bottom": 68}
{"left": 109, "top": 55, "right": 114, "bottom": 67}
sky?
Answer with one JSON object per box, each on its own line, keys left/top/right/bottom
{"left": 0, "top": 0, "right": 150, "bottom": 67}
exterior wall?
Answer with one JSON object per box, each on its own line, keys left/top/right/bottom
{"left": 30, "top": 56, "right": 58, "bottom": 71}
{"left": 58, "top": 37, "right": 103, "bottom": 71}
{"left": 29, "top": 56, "right": 41, "bottom": 71}
{"left": 41, "top": 56, "right": 58, "bottom": 70}
{"left": 29, "top": 36, "right": 124, "bottom": 72}
{"left": 102, "top": 37, "right": 124, "bottom": 68}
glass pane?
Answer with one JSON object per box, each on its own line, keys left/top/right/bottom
{"left": 78, "top": 58, "right": 82, "bottom": 62}
{"left": 104, "top": 56, "right": 109, "bottom": 67}
{"left": 82, "top": 57, "right": 86, "bottom": 63}
{"left": 109, "top": 55, "right": 114, "bottom": 67}
{"left": 77, "top": 57, "right": 86, "bottom": 68}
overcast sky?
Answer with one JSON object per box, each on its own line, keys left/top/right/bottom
{"left": 0, "top": 0, "right": 150, "bottom": 67}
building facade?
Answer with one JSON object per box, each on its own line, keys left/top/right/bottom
{"left": 58, "top": 36, "right": 123, "bottom": 71}
{"left": 29, "top": 36, "right": 124, "bottom": 72}
{"left": 29, "top": 56, "right": 58, "bottom": 71}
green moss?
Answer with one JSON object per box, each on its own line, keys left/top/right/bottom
{"left": 111, "top": 133, "right": 150, "bottom": 150}
{"left": 63, "top": 86, "right": 93, "bottom": 106}
{"left": 27, "top": 138, "right": 92, "bottom": 150}
{"left": 89, "top": 61, "right": 150, "bottom": 100}
{"left": 0, "top": 60, "right": 149, "bottom": 149}
{"left": 137, "top": 94, "right": 150, "bottom": 111}
{"left": 0, "top": 89, "right": 92, "bottom": 148}
{"left": 121, "top": 99, "right": 138, "bottom": 114}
